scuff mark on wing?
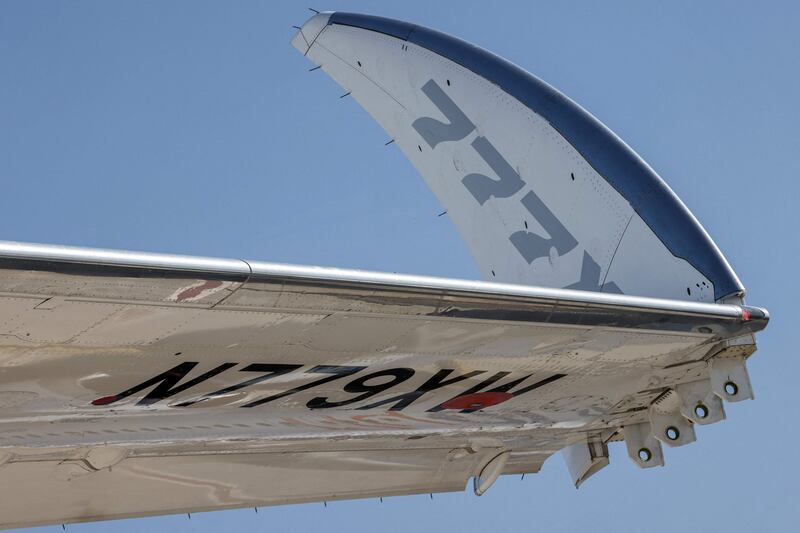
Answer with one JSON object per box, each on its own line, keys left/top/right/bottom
{"left": 168, "top": 280, "right": 229, "bottom": 303}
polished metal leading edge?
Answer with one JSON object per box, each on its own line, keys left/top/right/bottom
{"left": 0, "top": 240, "right": 767, "bottom": 323}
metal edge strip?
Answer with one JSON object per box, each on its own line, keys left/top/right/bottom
{"left": 0, "top": 240, "right": 765, "bottom": 322}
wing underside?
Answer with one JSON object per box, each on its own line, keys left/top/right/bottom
{"left": 0, "top": 241, "right": 766, "bottom": 529}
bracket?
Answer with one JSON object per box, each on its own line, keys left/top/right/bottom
{"left": 623, "top": 421, "right": 664, "bottom": 468}
{"left": 711, "top": 355, "right": 754, "bottom": 402}
{"left": 649, "top": 391, "right": 696, "bottom": 447}
{"left": 676, "top": 379, "right": 726, "bottom": 425}
{"left": 561, "top": 436, "right": 609, "bottom": 488}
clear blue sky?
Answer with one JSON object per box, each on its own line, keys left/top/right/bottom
{"left": 1, "top": 1, "right": 797, "bottom": 531}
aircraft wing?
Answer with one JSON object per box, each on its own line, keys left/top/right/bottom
{"left": 0, "top": 9, "right": 771, "bottom": 530}
{"left": 0, "top": 240, "right": 767, "bottom": 529}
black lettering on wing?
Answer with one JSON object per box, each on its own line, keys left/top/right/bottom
{"left": 307, "top": 368, "right": 416, "bottom": 409}
{"left": 241, "top": 365, "right": 366, "bottom": 408}
{"left": 91, "top": 361, "right": 237, "bottom": 407}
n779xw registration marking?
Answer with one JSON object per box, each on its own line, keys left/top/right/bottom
{"left": 92, "top": 362, "right": 566, "bottom": 413}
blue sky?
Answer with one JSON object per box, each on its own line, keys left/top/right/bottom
{"left": 1, "top": 1, "right": 797, "bottom": 531}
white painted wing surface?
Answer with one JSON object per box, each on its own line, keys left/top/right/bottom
{"left": 0, "top": 241, "right": 767, "bottom": 528}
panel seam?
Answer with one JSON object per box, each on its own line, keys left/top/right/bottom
{"left": 600, "top": 213, "right": 633, "bottom": 292}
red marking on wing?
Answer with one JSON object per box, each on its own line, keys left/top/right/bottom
{"left": 91, "top": 395, "right": 119, "bottom": 406}
{"left": 742, "top": 309, "right": 752, "bottom": 321}
{"left": 175, "top": 280, "right": 223, "bottom": 302}
{"left": 440, "top": 392, "right": 513, "bottom": 410}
